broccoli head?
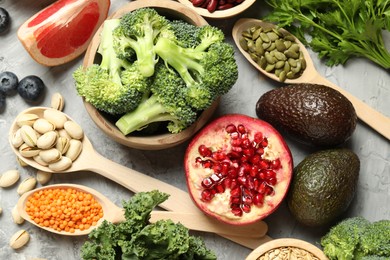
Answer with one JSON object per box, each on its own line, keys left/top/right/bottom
{"left": 73, "top": 19, "right": 149, "bottom": 115}
{"left": 112, "top": 8, "right": 171, "bottom": 77}
{"left": 321, "top": 216, "right": 371, "bottom": 260}
{"left": 115, "top": 62, "right": 198, "bottom": 135}
{"left": 358, "top": 220, "right": 390, "bottom": 257}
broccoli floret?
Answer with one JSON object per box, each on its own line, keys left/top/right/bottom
{"left": 73, "top": 19, "right": 149, "bottom": 115}
{"left": 321, "top": 217, "right": 371, "bottom": 260}
{"left": 115, "top": 62, "right": 198, "bottom": 135}
{"left": 358, "top": 220, "right": 390, "bottom": 257}
{"left": 154, "top": 26, "right": 238, "bottom": 110}
{"left": 112, "top": 8, "right": 171, "bottom": 77}
{"left": 169, "top": 20, "right": 201, "bottom": 48}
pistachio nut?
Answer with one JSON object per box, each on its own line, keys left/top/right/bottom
{"left": 65, "top": 139, "right": 82, "bottom": 161}
{"left": 57, "top": 128, "right": 71, "bottom": 140}
{"left": 11, "top": 129, "right": 24, "bottom": 148}
{"left": 55, "top": 136, "right": 70, "bottom": 154}
{"left": 36, "top": 170, "right": 52, "bottom": 185}
{"left": 17, "top": 177, "right": 37, "bottom": 195}
{"left": 0, "top": 207, "right": 2, "bottom": 215}
{"left": 51, "top": 92, "right": 65, "bottom": 111}
{"left": 9, "top": 229, "right": 30, "bottom": 249}
{"left": 48, "top": 156, "right": 72, "bottom": 171}
{"left": 33, "top": 155, "right": 49, "bottom": 167}
{"left": 16, "top": 113, "right": 39, "bottom": 127}
{"left": 43, "top": 108, "right": 67, "bottom": 129}
{"left": 39, "top": 148, "right": 62, "bottom": 164}
{"left": 0, "top": 169, "right": 20, "bottom": 188}
{"left": 33, "top": 118, "right": 55, "bottom": 134}
{"left": 20, "top": 125, "right": 38, "bottom": 147}
{"left": 12, "top": 205, "right": 25, "bottom": 224}
{"left": 19, "top": 143, "right": 41, "bottom": 158}
{"left": 64, "top": 121, "right": 84, "bottom": 140}
{"left": 37, "top": 131, "right": 57, "bottom": 150}
{"left": 16, "top": 157, "right": 29, "bottom": 167}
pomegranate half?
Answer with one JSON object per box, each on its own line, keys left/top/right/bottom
{"left": 184, "top": 114, "right": 293, "bottom": 225}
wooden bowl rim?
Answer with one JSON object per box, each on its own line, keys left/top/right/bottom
{"left": 82, "top": 0, "right": 219, "bottom": 150}
{"left": 177, "top": 0, "right": 257, "bottom": 19}
{"left": 245, "top": 238, "right": 328, "bottom": 260}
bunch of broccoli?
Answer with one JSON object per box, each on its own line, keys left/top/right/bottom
{"left": 73, "top": 8, "right": 238, "bottom": 135}
{"left": 321, "top": 216, "right": 390, "bottom": 260}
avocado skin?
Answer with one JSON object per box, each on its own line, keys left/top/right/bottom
{"left": 256, "top": 84, "right": 357, "bottom": 147}
{"left": 287, "top": 149, "right": 360, "bottom": 227}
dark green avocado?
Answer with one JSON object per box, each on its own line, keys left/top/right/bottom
{"left": 287, "top": 149, "right": 360, "bottom": 227}
{"left": 256, "top": 83, "right": 357, "bottom": 147}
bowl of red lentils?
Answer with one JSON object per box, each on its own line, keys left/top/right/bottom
{"left": 177, "top": 0, "right": 257, "bottom": 19}
{"left": 246, "top": 238, "right": 328, "bottom": 260}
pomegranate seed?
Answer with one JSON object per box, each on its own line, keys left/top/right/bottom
{"left": 225, "top": 124, "right": 237, "bottom": 133}
{"left": 241, "top": 204, "right": 251, "bottom": 213}
{"left": 258, "top": 159, "right": 269, "bottom": 169}
{"left": 231, "top": 138, "right": 242, "bottom": 147}
{"left": 254, "top": 132, "right": 263, "bottom": 143}
{"left": 270, "top": 159, "right": 281, "bottom": 169}
{"left": 253, "top": 193, "right": 264, "bottom": 206}
{"left": 230, "top": 197, "right": 240, "bottom": 204}
{"left": 246, "top": 176, "right": 255, "bottom": 190}
{"left": 198, "top": 144, "right": 212, "bottom": 157}
{"left": 242, "top": 194, "right": 253, "bottom": 204}
{"left": 251, "top": 154, "right": 261, "bottom": 165}
{"left": 230, "top": 179, "right": 238, "bottom": 190}
{"left": 202, "top": 178, "right": 213, "bottom": 188}
{"left": 212, "top": 151, "right": 226, "bottom": 161}
{"left": 237, "top": 176, "right": 246, "bottom": 185}
{"left": 223, "top": 178, "right": 231, "bottom": 189}
{"left": 257, "top": 182, "right": 267, "bottom": 194}
{"left": 230, "top": 187, "right": 240, "bottom": 197}
{"left": 230, "top": 131, "right": 239, "bottom": 139}
{"left": 237, "top": 124, "right": 246, "bottom": 134}
{"left": 267, "top": 177, "right": 277, "bottom": 186}
{"left": 260, "top": 138, "right": 268, "bottom": 147}
{"left": 231, "top": 207, "right": 243, "bottom": 216}
{"left": 215, "top": 184, "right": 225, "bottom": 193}
{"left": 228, "top": 168, "right": 238, "bottom": 179}
{"left": 265, "top": 169, "right": 276, "bottom": 179}
{"left": 243, "top": 147, "right": 254, "bottom": 157}
{"left": 201, "top": 189, "right": 214, "bottom": 201}
{"left": 231, "top": 146, "right": 243, "bottom": 153}
{"left": 250, "top": 165, "right": 259, "bottom": 177}
{"left": 195, "top": 157, "right": 203, "bottom": 164}
{"left": 256, "top": 147, "right": 264, "bottom": 155}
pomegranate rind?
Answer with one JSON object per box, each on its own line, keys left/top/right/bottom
{"left": 17, "top": 0, "right": 110, "bottom": 67}
{"left": 184, "top": 114, "right": 293, "bottom": 225}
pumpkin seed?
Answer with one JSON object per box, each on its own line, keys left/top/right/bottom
{"left": 9, "top": 230, "right": 30, "bottom": 249}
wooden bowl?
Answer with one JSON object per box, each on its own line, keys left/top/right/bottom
{"left": 177, "top": 0, "right": 257, "bottom": 19}
{"left": 82, "top": 0, "right": 219, "bottom": 150}
{"left": 246, "top": 238, "right": 328, "bottom": 260}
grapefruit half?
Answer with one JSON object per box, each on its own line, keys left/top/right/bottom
{"left": 18, "top": 0, "right": 110, "bottom": 66}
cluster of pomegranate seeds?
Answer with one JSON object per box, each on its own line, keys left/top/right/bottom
{"left": 195, "top": 123, "right": 282, "bottom": 217}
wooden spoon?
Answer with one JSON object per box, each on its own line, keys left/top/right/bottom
{"left": 17, "top": 183, "right": 268, "bottom": 237}
{"left": 232, "top": 18, "right": 390, "bottom": 141}
{"left": 9, "top": 107, "right": 268, "bottom": 249}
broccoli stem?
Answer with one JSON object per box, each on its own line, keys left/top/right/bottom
{"left": 115, "top": 94, "right": 173, "bottom": 135}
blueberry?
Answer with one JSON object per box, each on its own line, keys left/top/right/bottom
{"left": 0, "top": 7, "right": 10, "bottom": 34}
{"left": 0, "top": 91, "right": 5, "bottom": 112}
{"left": 0, "top": 71, "right": 19, "bottom": 95}
{"left": 17, "top": 75, "right": 45, "bottom": 102}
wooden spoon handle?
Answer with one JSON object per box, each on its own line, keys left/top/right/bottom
{"left": 150, "top": 211, "right": 268, "bottom": 238}
{"left": 312, "top": 74, "right": 390, "bottom": 141}
{"left": 84, "top": 151, "right": 267, "bottom": 249}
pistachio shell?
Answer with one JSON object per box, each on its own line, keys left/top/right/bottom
{"left": 43, "top": 109, "right": 67, "bottom": 129}
{"left": 17, "top": 177, "right": 37, "bottom": 195}
{"left": 37, "top": 131, "right": 57, "bottom": 149}
{"left": 20, "top": 125, "right": 38, "bottom": 147}
{"left": 55, "top": 136, "right": 70, "bottom": 154}
{"left": 64, "top": 121, "right": 84, "bottom": 140}
{"left": 0, "top": 207, "right": 2, "bottom": 215}
{"left": 12, "top": 205, "right": 25, "bottom": 224}
{"left": 11, "top": 129, "right": 24, "bottom": 148}
{"left": 0, "top": 169, "right": 20, "bottom": 187}
{"left": 16, "top": 157, "right": 29, "bottom": 167}
{"left": 33, "top": 155, "right": 49, "bottom": 166}
{"left": 48, "top": 156, "right": 72, "bottom": 171}
{"left": 39, "top": 148, "right": 62, "bottom": 164}
{"left": 9, "top": 230, "right": 30, "bottom": 249}
{"left": 16, "top": 113, "right": 39, "bottom": 127}
{"left": 19, "top": 143, "right": 41, "bottom": 158}
{"left": 65, "top": 139, "right": 82, "bottom": 161}
{"left": 33, "top": 118, "right": 55, "bottom": 134}
{"left": 57, "top": 129, "right": 72, "bottom": 140}
{"left": 51, "top": 92, "right": 64, "bottom": 111}
{"left": 36, "top": 170, "right": 52, "bottom": 185}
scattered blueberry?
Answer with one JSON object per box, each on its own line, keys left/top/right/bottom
{"left": 0, "top": 91, "right": 5, "bottom": 112}
{"left": 17, "top": 75, "right": 45, "bottom": 102}
{"left": 0, "top": 7, "right": 10, "bottom": 34}
{"left": 0, "top": 71, "right": 19, "bottom": 95}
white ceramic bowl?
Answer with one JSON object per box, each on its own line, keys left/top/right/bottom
{"left": 177, "top": 0, "right": 257, "bottom": 19}
{"left": 82, "top": 0, "right": 219, "bottom": 150}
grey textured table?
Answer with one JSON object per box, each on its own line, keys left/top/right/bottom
{"left": 1, "top": 0, "right": 389, "bottom": 259}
